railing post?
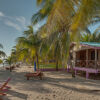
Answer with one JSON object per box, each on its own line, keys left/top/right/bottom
{"left": 86, "top": 49, "right": 88, "bottom": 68}
{"left": 95, "top": 49, "right": 97, "bottom": 68}
{"left": 73, "top": 51, "right": 76, "bottom": 67}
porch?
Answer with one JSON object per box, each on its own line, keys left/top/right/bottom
{"left": 75, "top": 49, "right": 100, "bottom": 69}
{"left": 70, "top": 42, "right": 100, "bottom": 79}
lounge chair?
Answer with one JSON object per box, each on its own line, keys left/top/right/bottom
{"left": 25, "top": 71, "right": 43, "bottom": 80}
{"left": 0, "top": 80, "right": 11, "bottom": 89}
{"left": 6, "top": 66, "right": 15, "bottom": 71}
{"left": 0, "top": 78, "right": 11, "bottom": 96}
{"left": 16, "top": 64, "right": 20, "bottom": 68}
{"left": 5, "top": 67, "right": 10, "bottom": 70}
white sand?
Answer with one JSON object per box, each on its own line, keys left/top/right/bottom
{"left": 0, "top": 66, "right": 100, "bottom": 100}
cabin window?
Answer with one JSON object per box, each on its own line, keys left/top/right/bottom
{"left": 80, "top": 51, "right": 86, "bottom": 60}
{"left": 91, "top": 51, "right": 95, "bottom": 60}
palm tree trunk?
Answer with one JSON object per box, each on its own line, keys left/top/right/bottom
{"left": 10, "top": 65, "right": 12, "bottom": 72}
{"left": 3, "top": 63, "right": 4, "bottom": 68}
{"left": 32, "top": 56, "right": 35, "bottom": 65}
{"left": 36, "top": 53, "right": 39, "bottom": 69}
{"left": 70, "top": 59, "right": 75, "bottom": 78}
{"left": 67, "top": 31, "right": 75, "bottom": 78}
{"left": 72, "top": 66, "right": 75, "bottom": 77}
{"left": 56, "top": 60, "right": 58, "bottom": 71}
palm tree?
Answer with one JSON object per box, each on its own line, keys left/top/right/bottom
{"left": 32, "top": 0, "right": 100, "bottom": 45}
{"left": 31, "top": 0, "right": 100, "bottom": 77}
{"left": 32, "top": 0, "right": 100, "bottom": 32}
{"left": 81, "top": 26, "right": 100, "bottom": 42}
{"left": 48, "top": 40, "right": 62, "bottom": 71}
{"left": 31, "top": 0, "right": 100, "bottom": 70}
{"left": 31, "top": 0, "right": 54, "bottom": 24}
{"left": 16, "top": 26, "right": 41, "bottom": 69}
{"left": 5, "top": 56, "right": 12, "bottom": 72}
{"left": 0, "top": 43, "right": 6, "bottom": 58}
{"left": 16, "top": 44, "right": 33, "bottom": 65}
{"left": 10, "top": 47, "right": 18, "bottom": 65}
{"left": 0, "top": 59, "right": 3, "bottom": 64}
{"left": 39, "top": 30, "right": 69, "bottom": 70}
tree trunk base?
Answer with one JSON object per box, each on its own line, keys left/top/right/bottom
{"left": 72, "top": 70, "right": 75, "bottom": 78}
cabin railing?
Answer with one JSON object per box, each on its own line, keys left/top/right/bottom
{"left": 75, "top": 60, "right": 100, "bottom": 68}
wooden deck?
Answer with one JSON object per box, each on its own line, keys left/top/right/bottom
{"left": 74, "top": 67, "right": 100, "bottom": 79}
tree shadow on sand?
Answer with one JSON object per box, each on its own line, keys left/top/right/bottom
{"left": 11, "top": 71, "right": 100, "bottom": 96}
{"left": 46, "top": 80, "right": 100, "bottom": 96}
{"left": 7, "top": 89, "right": 28, "bottom": 99}
{"left": 1, "top": 90, "right": 28, "bottom": 100}
{"left": 0, "top": 69, "right": 100, "bottom": 97}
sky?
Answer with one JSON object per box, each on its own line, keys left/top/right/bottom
{"left": 0, "top": 0, "right": 43, "bottom": 56}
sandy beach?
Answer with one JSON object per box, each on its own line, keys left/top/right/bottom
{"left": 0, "top": 66, "right": 100, "bottom": 100}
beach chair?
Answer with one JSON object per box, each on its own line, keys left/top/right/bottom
{"left": 0, "top": 78, "right": 11, "bottom": 96}
{"left": 25, "top": 71, "right": 43, "bottom": 80}
{"left": 16, "top": 64, "right": 20, "bottom": 68}
{"left": 0, "top": 81, "right": 11, "bottom": 89}
{"left": 6, "top": 66, "right": 15, "bottom": 72}
{"left": 5, "top": 67, "right": 10, "bottom": 70}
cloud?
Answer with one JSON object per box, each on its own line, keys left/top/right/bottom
{"left": 16, "top": 16, "right": 26, "bottom": 26}
{"left": 0, "top": 11, "right": 27, "bottom": 31}
{"left": 0, "top": 12, "right": 5, "bottom": 17}
{"left": 5, "top": 20, "right": 21, "bottom": 31}
{"left": 34, "top": 23, "right": 41, "bottom": 32}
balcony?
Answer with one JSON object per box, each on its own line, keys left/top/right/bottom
{"left": 75, "top": 60, "right": 100, "bottom": 68}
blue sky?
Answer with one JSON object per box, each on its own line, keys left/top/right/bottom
{"left": 0, "top": 0, "right": 43, "bottom": 56}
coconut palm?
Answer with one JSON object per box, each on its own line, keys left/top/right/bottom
{"left": 0, "top": 59, "right": 3, "bottom": 64}
{"left": 81, "top": 26, "right": 100, "bottom": 42}
{"left": 10, "top": 47, "right": 18, "bottom": 64}
{"left": 16, "top": 44, "right": 33, "bottom": 65}
{"left": 48, "top": 40, "right": 62, "bottom": 70}
{"left": 32, "top": 0, "right": 100, "bottom": 67}
{"left": 4, "top": 56, "right": 12, "bottom": 72}
{"left": 0, "top": 43, "right": 6, "bottom": 58}
{"left": 32, "top": 0, "right": 100, "bottom": 43}
{"left": 32, "top": 0, "right": 100, "bottom": 31}
{"left": 0, "top": 43, "right": 6, "bottom": 67}
{"left": 31, "top": 0, "right": 54, "bottom": 24}
{"left": 0, "top": 59, "right": 5, "bottom": 68}
{"left": 31, "top": 0, "right": 100, "bottom": 77}
{"left": 39, "top": 29, "right": 69, "bottom": 70}
{"left": 16, "top": 26, "right": 41, "bottom": 69}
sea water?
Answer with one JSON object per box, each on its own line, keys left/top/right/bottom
{"left": 0, "top": 64, "right": 2, "bottom": 67}
{"left": 0, "top": 64, "right": 9, "bottom": 67}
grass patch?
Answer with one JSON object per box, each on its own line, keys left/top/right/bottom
{"left": 39, "top": 63, "right": 62, "bottom": 69}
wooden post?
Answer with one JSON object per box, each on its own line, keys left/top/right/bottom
{"left": 73, "top": 51, "right": 76, "bottom": 67}
{"left": 86, "top": 72, "right": 89, "bottom": 79}
{"left": 86, "top": 49, "right": 88, "bottom": 68}
{"left": 95, "top": 49, "right": 97, "bottom": 68}
{"left": 72, "top": 51, "right": 76, "bottom": 77}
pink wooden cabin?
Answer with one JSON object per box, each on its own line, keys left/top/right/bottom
{"left": 69, "top": 42, "right": 100, "bottom": 79}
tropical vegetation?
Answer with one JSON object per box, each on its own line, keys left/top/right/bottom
{"left": 6, "top": 0, "right": 100, "bottom": 74}
{"left": 31, "top": 0, "right": 100, "bottom": 68}
{"left": 0, "top": 44, "right": 6, "bottom": 58}
{"left": 0, "top": 43, "right": 6, "bottom": 67}
{"left": 81, "top": 26, "right": 100, "bottom": 42}
{"left": 15, "top": 26, "right": 41, "bottom": 69}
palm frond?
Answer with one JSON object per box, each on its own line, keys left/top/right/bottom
{"left": 32, "top": 0, "right": 54, "bottom": 24}
{"left": 0, "top": 44, "right": 3, "bottom": 49}
{"left": 0, "top": 51, "right": 6, "bottom": 57}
